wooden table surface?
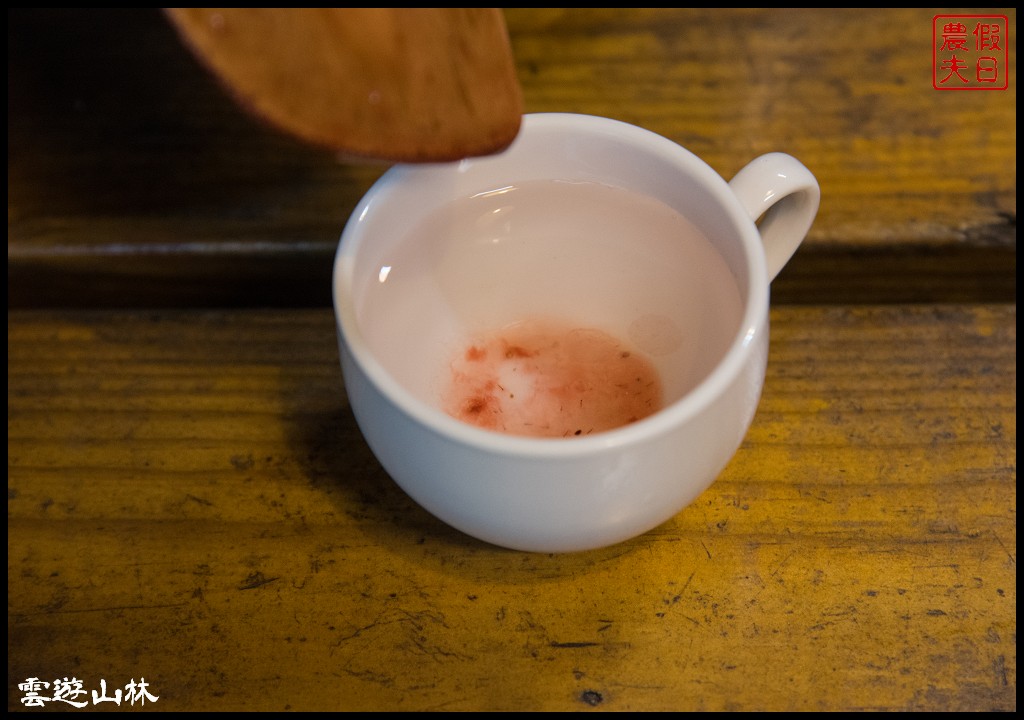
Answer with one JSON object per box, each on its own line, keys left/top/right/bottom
{"left": 7, "top": 8, "right": 1016, "bottom": 712}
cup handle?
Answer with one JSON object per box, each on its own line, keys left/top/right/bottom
{"left": 728, "top": 152, "right": 820, "bottom": 282}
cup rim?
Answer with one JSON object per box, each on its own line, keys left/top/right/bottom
{"left": 333, "top": 112, "right": 770, "bottom": 458}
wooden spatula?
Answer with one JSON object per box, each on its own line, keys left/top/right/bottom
{"left": 164, "top": 8, "right": 523, "bottom": 163}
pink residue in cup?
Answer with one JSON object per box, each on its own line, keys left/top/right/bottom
{"left": 442, "top": 318, "right": 662, "bottom": 438}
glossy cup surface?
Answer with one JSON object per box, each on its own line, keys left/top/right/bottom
{"left": 333, "top": 113, "right": 818, "bottom": 552}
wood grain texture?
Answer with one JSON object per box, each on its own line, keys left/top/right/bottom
{"left": 8, "top": 306, "right": 1015, "bottom": 711}
{"left": 7, "top": 8, "right": 1016, "bottom": 307}
{"left": 506, "top": 8, "right": 1017, "bottom": 247}
{"left": 164, "top": 9, "right": 522, "bottom": 162}
{"left": 5, "top": 7, "right": 1017, "bottom": 712}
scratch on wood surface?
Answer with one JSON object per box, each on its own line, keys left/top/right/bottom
{"left": 551, "top": 641, "right": 600, "bottom": 648}
{"left": 14, "top": 602, "right": 190, "bottom": 617}
{"left": 238, "top": 571, "right": 279, "bottom": 590}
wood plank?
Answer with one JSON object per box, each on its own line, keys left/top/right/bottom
{"left": 8, "top": 306, "right": 1015, "bottom": 711}
{"left": 7, "top": 9, "right": 1016, "bottom": 307}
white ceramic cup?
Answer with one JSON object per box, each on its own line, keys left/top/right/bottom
{"left": 333, "top": 113, "right": 819, "bottom": 553}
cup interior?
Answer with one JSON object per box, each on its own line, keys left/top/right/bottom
{"left": 335, "top": 114, "right": 760, "bottom": 436}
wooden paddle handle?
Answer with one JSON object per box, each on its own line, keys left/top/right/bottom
{"left": 165, "top": 8, "right": 523, "bottom": 162}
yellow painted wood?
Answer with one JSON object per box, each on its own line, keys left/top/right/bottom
{"left": 8, "top": 306, "right": 1015, "bottom": 711}
{"left": 5, "top": 7, "right": 1017, "bottom": 713}
{"left": 7, "top": 8, "right": 1015, "bottom": 307}
{"left": 506, "top": 8, "right": 1017, "bottom": 248}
